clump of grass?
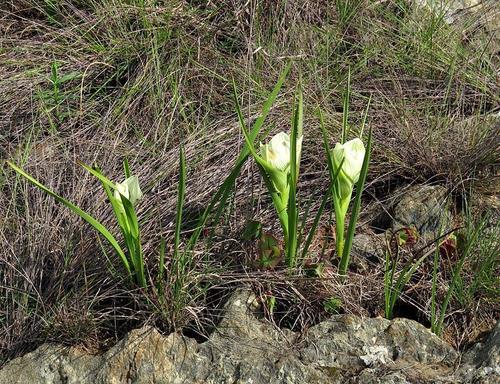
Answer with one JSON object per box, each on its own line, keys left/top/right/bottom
{"left": 431, "top": 201, "right": 498, "bottom": 336}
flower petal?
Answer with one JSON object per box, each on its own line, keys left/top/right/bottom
{"left": 114, "top": 175, "right": 142, "bottom": 205}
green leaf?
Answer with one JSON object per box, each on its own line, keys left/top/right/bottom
{"left": 242, "top": 220, "right": 263, "bottom": 241}
{"left": 7, "top": 161, "right": 130, "bottom": 275}
{"left": 80, "top": 162, "right": 117, "bottom": 190}
{"left": 174, "top": 145, "right": 187, "bottom": 272}
{"left": 339, "top": 125, "right": 372, "bottom": 276}
{"left": 286, "top": 87, "right": 302, "bottom": 268}
{"left": 123, "top": 158, "right": 131, "bottom": 179}
{"left": 184, "top": 62, "right": 291, "bottom": 253}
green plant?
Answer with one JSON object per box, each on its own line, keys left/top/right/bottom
{"left": 384, "top": 229, "right": 431, "bottom": 320}
{"left": 335, "top": 0, "right": 363, "bottom": 28}
{"left": 467, "top": 218, "right": 499, "bottom": 300}
{"left": 39, "top": 61, "right": 79, "bottom": 133}
{"left": 234, "top": 67, "right": 303, "bottom": 268}
{"left": 324, "top": 297, "right": 343, "bottom": 314}
{"left": 320, "top": 73, "right": 372, "bottom": 276}
{"left": 170, "top": 145, "right": 188, "bottom": 312}
{"left": 184, "top": 63, "right": 291, "bottom": 256}
{"left": 265, "top": 294, "right": 277, "bottom": 316}
{"left": 431, "top": 204, "right": 494, "bottom": 335}
{"left": 239, "top": 103, "right": 302, "bottom": 267}
{"left": 7, "top": 159, "right": 147, "bottom": 287}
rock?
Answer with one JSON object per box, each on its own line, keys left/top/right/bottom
{"left": 391, "top": 184, "right": 451, "bottom": 236}
{"left": 0, "top": 289, "right": 498, "bottom": 384}
{"left": 459, "top": 321, "right": 500, "bottom": 383}
{"left": 417, "top": 0, "right": 499, "bottom": 38}
{"left": 0, "top": 344, "right": 98, "bottom": 384}
{"left": 300, "top": 315, "right": 458, "bottom": 382}
{"left": 197, "top": 290, "right": 320, "bottom": 384}
{"left": 352, "top": 233, "right": 386, "bottom": 262}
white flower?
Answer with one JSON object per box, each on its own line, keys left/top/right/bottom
{"left": 114, "top": 176, "right": 142, "bottom": 205}
{"left": 260, "top": 132, "right": 303, "bottom": 172}
{"left": 332, "top": 138, "right": 365, "bottom": 199}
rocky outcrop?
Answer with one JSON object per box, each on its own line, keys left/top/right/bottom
{"left": 0, "top": 290, "right": 498, "bottom": 384}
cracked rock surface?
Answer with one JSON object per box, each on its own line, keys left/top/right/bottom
{"left": 0, "top": 290, "right": 498, "bottom": 384}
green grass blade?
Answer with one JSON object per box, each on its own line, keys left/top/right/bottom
{"left": 157, "top": 237, "right": 166, "bottom": 296}
{"left": 319, "top": 109, "right": 335, "bottom": 175}
{"left": 7, "top": 161, "right": 130, "bottom": 275}
{"left": 174, "top": 145, "right": 187, "bottom": 271}
{"left": 384, "top": 250, "right": 392, "bottom": 319}
{"left": 435, "top": 218, "right": 483, "bottom": 335}
{"left": 234, "top": 81, "right": 274, "bottom": 174}
{"left": 301, "top": 181, "right": 333, "bottom": 261}
{"left": 286, "top": 88, "right": 302, "bottom": 268}
{"left": 430, "top": 240, "right": 440, "bottom": 331}
{"left": 339, "top": 125, "right": 372, "bottom": 276}
{"left": 359, "top": 94, "right": 372, "bottom": 138}
{"left": 123, "top": 158, "right": 131, "bottom": 178}
{"left": 79, "top": 162, "right": 117, "bottom": 190}
{"left": 171, "top": 148, "right": 188, "bottom": 309}
{"left": 234, "top": 61, "right": 292, "bottom": 163}
{"left": 341, "top": 67, "right": 351, "bottom": 144}
{"left": 297, "top": 194, "right": 314, "bottom": 247}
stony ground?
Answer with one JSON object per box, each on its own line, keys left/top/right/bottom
{"left": 0, "top": 289, "right": 498, "bottom": 384}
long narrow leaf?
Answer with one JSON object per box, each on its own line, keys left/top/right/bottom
{"left": 80, "top": 162, "right": 117, "bottom": 190}
{"left": 123, "top": 158, "right": 131, "bottom": 178}
{"left": 287, "top": 88, "right": 302, "bottom": 268}
{"left": 98, "top": 171, "right": 132, "bottom": 240}
{"left": 339, "top": 126, "right": 372, "bottom": 276}
{"left": 7, "top": 161, "right": 130, "bottom": 274}
{"left": 430, "top": 240, "right": 440, "bottom": 330}
{"left": 341, "top": 68, "right": 351, "bottom": 144}
{"left": 234, "top": 82, "right": 287, "bottom": 233}
{"left": 435, "top": 221, "right": 482, "bottom": 335}
{"left": 174, "top": 145, "right": 187, "bottom": 271}
{"left": 120, "top": 193, "right": 145, "bottom": 287}
{"left": 157, "top": 237, "right": 166, "bottom": 296}
{"left": 235, "top": 85, "right": 275, "bottom": 175}
{"left": 185, "top": 63, "right": 291, "bottom": 252}
{"left": 300, "top": 152, "right": 342, "bottom": 262}
{"left": 319, "top": 109, "right": 344, "bottom": 254}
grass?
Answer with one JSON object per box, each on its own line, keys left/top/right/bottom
{"left": 431, "top": 200, "right": 499, "bottom": 336}
{"left": 1, "top": 0, "right": 499, "bottom": 364}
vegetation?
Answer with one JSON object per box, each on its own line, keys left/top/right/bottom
{"left": 1, "top": 0, "right": 498, "bottom": 365}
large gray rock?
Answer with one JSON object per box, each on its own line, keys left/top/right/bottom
{"left": 391, "top": 184, "right": 451, "bottom": 236}
{"left": 0, "top": 290, "right": 498, "bottom": 384}
{"left": 459, "top": 322, "right": 500, "bottom": 383}
{"left": 352, "top": 233, "right": 387, "bottom": 268}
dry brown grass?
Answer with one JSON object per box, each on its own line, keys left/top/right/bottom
{"left": 1, "top": 0, "right": 498, "bottom": 364}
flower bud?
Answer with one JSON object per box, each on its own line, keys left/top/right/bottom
{"left": 332, "top": 138, "right": 365, "bottom": 199}
{"left": 114, "top": 176, "right": 142, "bottom": 205}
